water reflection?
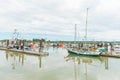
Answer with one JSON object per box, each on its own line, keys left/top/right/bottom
{"left": 5, "top": 51, "right": 48, "bottom": 69}
{"left": 65, "top": 53, "right": 109, "bottom": 80}
{"left": 1, "top": 48, "right": 120, "bottom": 80}
{"left": 6, "top": 51, "right": 24, "bottom": 69}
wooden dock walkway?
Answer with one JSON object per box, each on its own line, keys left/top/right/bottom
{"left": 0, "top": 47, "right": 49, "bottom": 56}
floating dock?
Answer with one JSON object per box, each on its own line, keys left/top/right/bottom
{"left": 101, "top": 53, "right": 120, "bottom": 58}
{"left": 0, "top": 47, "right": 49, "bottom": 56}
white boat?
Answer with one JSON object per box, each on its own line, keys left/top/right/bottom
{"left": 67, "top": 48, "right": 103, "bottom": 57}
{"left": 114, "top": 45, "right": 120, "bottom": 52}
{"left": 67, "top": 8, "right": 104, "bottom": 57}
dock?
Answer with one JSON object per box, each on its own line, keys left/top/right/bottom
{"left": 101, "top": 53, "right": 120, "bottom": 58}
{"left": 0, "top": 47, "right": 49, "bottom": 56}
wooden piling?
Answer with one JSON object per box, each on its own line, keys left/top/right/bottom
{"left": 6, "top": 40, "right": 9, "bottom": 49}
{"left": 39, "top": 40, "right": 43, "bottom": 53}
{"left": 20, "top": 40, "right": 24, "bottom": 51}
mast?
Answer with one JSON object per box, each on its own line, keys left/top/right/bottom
{"left": 74, "top": 24, "right": 77, "bottom": 43}
{"left": 85, "top": 8, "right": 89, "bottom": 41}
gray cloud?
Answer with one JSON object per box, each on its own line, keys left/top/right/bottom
{"left": 0, "top": 0, "right": 120, "bottom": 40}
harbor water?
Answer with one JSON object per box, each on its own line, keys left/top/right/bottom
{"left": 0, "top": 47, "right": 120, "bottom": 80}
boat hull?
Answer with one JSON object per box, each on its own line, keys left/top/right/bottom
{"left": 67, "top": 49, "right": 101, "bottom": 57}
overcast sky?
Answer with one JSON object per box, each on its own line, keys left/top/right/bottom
{"left": 0, "top": 0, "right": 120, "bottom": 41}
